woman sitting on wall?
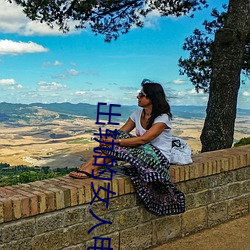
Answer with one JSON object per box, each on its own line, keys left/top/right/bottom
{"left": 69, "top": 79, "right": 185, "bottom": 216}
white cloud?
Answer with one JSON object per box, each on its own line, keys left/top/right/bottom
{"left": 0, "top": 0, "right": 83, "bottom": 36}
{"left": 75, "top": 91, "right": 86, "bottom": 95}
{"left": 17, "top": 84, "right": 24, "bottom": 89}
{"left": 188, "top": 89, "right": 206, "bottom": 95}
{"left": 0, "top": 78, "right": 25, "bottom": 91}
{"left": 68, "top": 69, "right": 80, "bottom": 76}
{"left": 38, "top": 81, "right": 68, "bottom": 91}
{"left": 0, "top": 78, "right": 16, "bottom": 85}
{"left": 172, "top": 79, "right": 185, "bottom": 85}
{"left": 0, "top": 39, "right": 48, "bottom": 55}
{"left": 243, "top": 91, "right": 250, "bottom": 97}
{"left": 43, "top": 60, "right": 63, "bottom": 66}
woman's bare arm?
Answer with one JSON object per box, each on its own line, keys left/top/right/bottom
{"left": 118, "top": 118, "right": 135, "bottom": 133}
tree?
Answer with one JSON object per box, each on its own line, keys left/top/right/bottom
{"left": 200, "top": 0, "right": 250, "bottom": 152}
{"left": 179, "top": 2, "right": 250, "bottom": 152}
{"left": 8, "top": 0, "right": 250, "bottom": 152}
{"left": 8, "top": 0, "right": 208, "bottom": 42}
{"left": 179, "top": 6, "right": 250, "bottom": 92}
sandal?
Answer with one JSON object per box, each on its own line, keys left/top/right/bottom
{"left": 69, "top": 169, "right": 99, "bottom": 179}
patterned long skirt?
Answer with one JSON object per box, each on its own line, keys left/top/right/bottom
{"left": 102, "top": 131, "right": 185, "bottom": 216}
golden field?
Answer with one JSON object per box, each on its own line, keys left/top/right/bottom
{"left": 0, "top": 115, "right": 249, "bottom": 167}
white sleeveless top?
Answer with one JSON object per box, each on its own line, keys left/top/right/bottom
{"left": 130, "top": 109, "right": 172, "bottom": 161}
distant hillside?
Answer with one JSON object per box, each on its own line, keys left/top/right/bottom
{"left": 0, "top": 102, "right": 249, "bottom": 124}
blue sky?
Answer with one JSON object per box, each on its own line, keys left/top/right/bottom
{"left": 0, "top": 0, "right": 249, "bottom": 108}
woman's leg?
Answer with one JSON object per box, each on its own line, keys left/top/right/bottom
{"left": 69, "top": 152, "right": 112, "bottom": 178}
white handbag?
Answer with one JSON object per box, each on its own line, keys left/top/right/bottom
{"left": 170, "top": 136, "right": 193, "bottom": 165}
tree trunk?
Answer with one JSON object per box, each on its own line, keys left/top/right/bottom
{"left": 200, "top": 0, "right": 250, "bottom": 152}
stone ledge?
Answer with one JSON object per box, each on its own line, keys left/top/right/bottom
{"left": 0, "top": 145, "right": 249, "bottom": 224}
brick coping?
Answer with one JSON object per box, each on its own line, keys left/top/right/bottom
{"left": 0, "top": 145, "right": 249, "bottom": 224}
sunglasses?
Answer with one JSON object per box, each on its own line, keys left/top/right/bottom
{"left": 138, "top": 92, "right": 146, "bottom": 98}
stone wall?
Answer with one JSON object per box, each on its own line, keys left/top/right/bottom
{"left": 0, "top": 145, "right": 249, "bottom": 250}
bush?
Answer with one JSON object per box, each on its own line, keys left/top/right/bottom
{"left": 0, "top": 165, "right": 77, "bottom": 187}
{"left": 234, "top": 137, "right": 250, "bottom": 147}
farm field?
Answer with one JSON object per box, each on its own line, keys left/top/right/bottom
{"left": 0, "top": 114, "right": 249, "bottom": 168}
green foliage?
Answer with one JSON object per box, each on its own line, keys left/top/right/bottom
{"left": 234, "top": 137, "right": 250, "bottom": 147}
{"left": 179, "top": 5, "right": 250, "bottom": 92}
{"left": 0, "top": 164, "right": 77, "bottom": 187}
{"left": 8, "top": 0, "right": 208, "bottom": 42}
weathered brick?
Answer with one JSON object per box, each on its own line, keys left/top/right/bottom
{"left": 32, "top": 228, "right": 70, "bottom": 250}
{"left": 116, "top": 177, "right": 125, "bottom": 195}
{"left": 208, "top": 161, "right": 213, "bottom": 175}
{"left": 2, "top": 198, "right": 12, "bottom": 222}
{"left": 30, "top": 195, "right": 38, "bottom": 216}
{"left": 44, "top": 190, "right": 56, "bottom": 211}
{"left": 0, "top": 200, "right": 4, "bottom": 223}
{"left": 12, "top": 197, "right": 22, "bottom": 220}
{"left": 152, "top": 214, "right": 181, "bottom": 245}
{"left": 213, "top": 185, "right": 228, "bottom": 201}
{"left": 189, "top": 164, "right": 196, "bottom": 180}
{"left": 220, "top": 159, "right": 229, "bottom": 172}
{"left": 2, "top": 218, "right": 35, "bottom": 243}
{"left": 111, "top": 179, "right": 119, "bottom": 197}
{"left": 90, "top": 194, "right": 136, "bottom": 216}
{"left": 61, "top": 178, "right": 86, "bottom": 205}
{"left": 228, "top": 182, "right": 241, "bottom": 198}
{"left": 20, "top": 196, "right": 30, "bottom": 218}
{"left": 169, "top": 167, "right": 176, "bottom": 182}
{"left": 175, "top": 182, "right": 187, "bottom": 194}
{"left": 48, "top": 187, "right": 65, "bottom": 210}
{"left": 247, "top": 153, "right": 250, "bottom": 166}
{"left": 0, "top": 238, "right": 32, "bottom": 250}
{"left": 86, "top": 232, "right": 119, "bottom": 250}
{"left": 0, "top": 187, "right": 16, "bottom": 198}
{"left": 185, "top": 178, "right": 208, "bottom": 193}
{"left": 212, "top": 160, "right": 218, "bottom": 175}
{"left": 67, "top": 222, "right": 95, "bottom": 245}
{"left": 172, "top": 166, "right": 180, "bottom": 183}
{"left": 83, "top": 183, "right": 92, "bottom": 203}
{"left": 36, "top": 212, "right": 64, "bottom": 234}
{"left": 235, "top": 167, "right": 246, "bottom": 181}
{"left": 130, "top": 182, "right": 136, "bottom": 193}
{"left": 231, "top": 155, "right": 238, "bottom": 170}
{"left": 32, "top": 191, "right": 47, "bottom": 214}
{"left": 208, "top": 201, "right": 228, "bottom": 227}
{"left": 62, "top": 185, "right": 78, "bottom": 206}
{"left": 114, "top": 206, "right": 150, "bottom": 230}
{"left": 241, "top": 179, "right": 250, "bottom": 194}
{"left": 245, "top": 166, "right": 250, "bottom": 179}
{"left": 182, "top": 206, "right": 208, "bottom": 235}
{"left": 49, "top": 187, "right": 67, "bottom": 209}
{"left": 239, "top": 154, "right": 247, "bottom": 168}
{"left": 228, "top": 194, "right": 249, "bottom": 219}
{"left": 124, "top": 178, "right": 131, "bottom": 194}
{"left": 179, "top": 166, "right": 185, "bottom": 182}
{"left": 195, "top": 189, "right": 214, "bottom": 207}
{"left": 184, "top": 165, "right": 190, "bottom": 180}
{"left": 62, "top": 244, "right": 86, "bottom": 250}
{"left": 64, "top": 206, "right": 88, "bottom": 227}
{"left": 13, "top": 189, "right": 38, "bottom": 216}
{"left": 185, "top": 193, "right": 196, "bottom": 210}
{"left": 90, "top": 212, "right": 116, "bottom": 236}
{"left": 120, "top": 222, "right": 152, "bottom": 250}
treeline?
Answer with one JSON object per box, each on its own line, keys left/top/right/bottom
{"left": 0, "top": 163, "right": 77, "bottom": 187}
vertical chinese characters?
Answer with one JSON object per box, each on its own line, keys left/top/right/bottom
{"left": 87, "top": 102, "right": 121, "bottom": 250}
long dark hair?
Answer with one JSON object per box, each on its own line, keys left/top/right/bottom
{"left": 141, "top": 79, "right": 172, "bottom": 129}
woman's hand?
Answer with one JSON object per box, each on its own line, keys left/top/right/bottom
{"left": 99, "top": 137, "right": 115, "bottom": 147}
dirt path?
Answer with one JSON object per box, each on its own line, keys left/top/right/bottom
{"left": 151, "top": 213, "right": 250, "bottom": 250}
